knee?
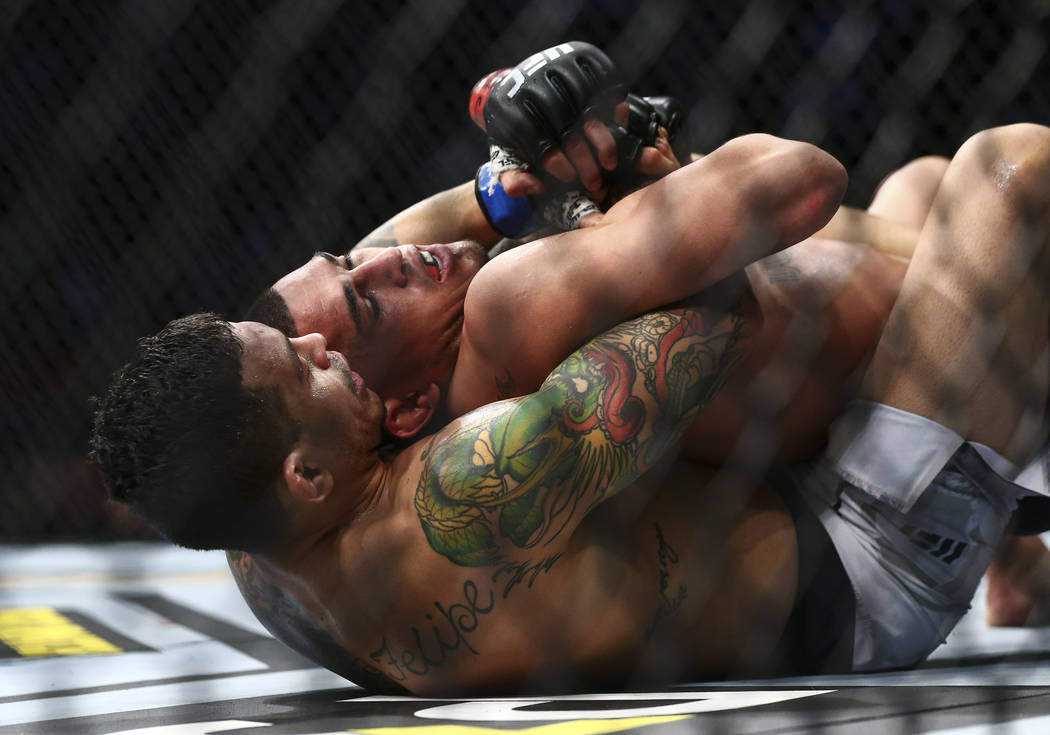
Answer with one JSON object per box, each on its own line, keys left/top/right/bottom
{"left": 875, "top": 155, "right": 949, "bottom": 196}
{"left": 869, "top": 155, "right": 951, "bottom": 225}
{"left": 896, "top": 155, "right": 951, "bottom": 183}
{"left": 956, "top": 124, "right": 1050, "bottom": 202}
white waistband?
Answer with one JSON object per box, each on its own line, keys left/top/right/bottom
{"left": 825, "top": 401, "right": 1044, "bottom": 513}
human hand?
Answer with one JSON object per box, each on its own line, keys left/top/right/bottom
{"left": 469, "top": 42, "right": 625, "bottom": 196}
{"left": 470, "top": 43, "right": 692, "bottom": 234}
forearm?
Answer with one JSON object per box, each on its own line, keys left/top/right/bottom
{"left": 604, "top": 134, "right": 847, "bottom": 297}
{"left": 352, "top": 181, "right": 503, "bottom": 254}
{"left": 464, "top": 135, "right": 843, "bottom": 387}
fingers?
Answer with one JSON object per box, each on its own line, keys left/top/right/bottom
{"left": 542, "top": 149, "right": 577, "bottom": 183}
{"left": 541, "top": 116, "right": 619, "bottom": 192}
{"left": 500, "top": 170, "right": 544, "bottom": 197}
{"left": 578, "top": 211, "right": 604, "bottom": 228}
{"left": 634, "top": 127, "right": 681, "bottom": 178}
{"left": 583, "top": 119, "right": 618, "bottom": 171}
{"left": 562, "top": 132, "right": 603, "bottom": 191}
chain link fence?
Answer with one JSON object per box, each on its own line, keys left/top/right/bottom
{"left": 1, "top": 0, "right": 1049, "bottom": 541}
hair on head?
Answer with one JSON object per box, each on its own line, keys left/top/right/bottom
{"left": 89, "top": 313, "right": 300, "bottom": 551}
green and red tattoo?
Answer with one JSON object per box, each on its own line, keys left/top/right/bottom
{"left": 416, "top": 304, "right": 748, "bottom": 567}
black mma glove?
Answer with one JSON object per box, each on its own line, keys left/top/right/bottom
{"left": 470, "top": 41, "right": 692, "bottom": 236}
{"left": 473, "top": 93, "right": 693, "bottom": 236}
{"left": 604, "top": 93, "right": 694, "bottom": 203}
{"left": 469, "top": 41, "right": 625, "bottom": 168}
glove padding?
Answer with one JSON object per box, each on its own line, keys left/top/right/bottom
{"left": 604, "top": 93, "right": 693, "bottom": 201}
{"left": 471, "top": 41, "right": 625, "bottom": 166}
{"left": 476, "top": 93, "right": 691, "bottom": 237}
{"left": 470, "top": 42, "right": 692, "bottom": 236}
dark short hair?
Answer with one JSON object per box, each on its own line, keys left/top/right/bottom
{"left": 245, "top": 288, "right": 297, "bottom": 336}
{"left": 89, "top": 313, "right": 300, "bottom": 551}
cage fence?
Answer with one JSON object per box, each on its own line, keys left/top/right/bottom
{"left": 0, "top": 0, "right": 1048, "bottom": 551}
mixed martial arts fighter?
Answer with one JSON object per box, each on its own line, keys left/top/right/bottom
{"left": 253, "top": 42, "right": 1050, "bottom": 626}
{"left": 88, "top": 47, "right": 1050, "bottom": 692}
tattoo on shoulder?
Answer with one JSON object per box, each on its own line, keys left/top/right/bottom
{"left": 355, "top": 222, "right": 399, "bottom": 250}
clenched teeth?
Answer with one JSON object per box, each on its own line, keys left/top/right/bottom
{"left": 420, "top": 250, "right": 442, "bottom": 278}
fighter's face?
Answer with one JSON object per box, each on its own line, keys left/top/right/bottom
{"left": 273, "top": 241, "right": 487, "bottom": 398}
{"left": 233, "top": 321, "right": 385, "bottom": 453}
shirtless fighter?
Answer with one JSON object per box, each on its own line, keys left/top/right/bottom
{"left": 92, "top": 113, "right": 1050, "bottom": 694}
{"left": 256, "top": 43, "right": 1050, "bottom": 628}
{"left": 257, "top": 41, "right": 917, "bottom": 465}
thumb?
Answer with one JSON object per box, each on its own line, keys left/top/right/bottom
{"left": 500, "top": 170, "right": 545, "bottom": 197}
{"left": 578, "top": 211, "right": 604, "bottom": 228}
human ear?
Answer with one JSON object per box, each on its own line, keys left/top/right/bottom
{"left": 281, "top": 449, "right": 334, "bottom": 504}
{"left": 382, "top": 383, "right": 440, "bottom": 439}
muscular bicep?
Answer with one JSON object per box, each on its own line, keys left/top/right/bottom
{"left": 455, "top": 135, "right": 843, "bottom": 415}
{"left": 421, "top": 301, "right": 749, "bottom": 569}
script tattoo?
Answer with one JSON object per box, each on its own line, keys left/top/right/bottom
{"left": 493, "top": 555, "right": 561, "bottom": 598}
{"left": 372, "top": 558, "right": 558, "bottom": 684}
{"left": 370, "top": 580, "right": 495, "bottom": 680}
{"left": 645, "top": 523, "right": 687, "bottom": 639}
{"left": 415, "top": 305, "right": 747, "bottom": 567}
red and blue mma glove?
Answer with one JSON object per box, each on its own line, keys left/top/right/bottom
{"left": 469, "top": 41, "right": 692, "bottom": 238}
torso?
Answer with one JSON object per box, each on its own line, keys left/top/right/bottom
{"left": 681, "top": 237, "right": 905, "bottom": 462}
{"left": 232, "top": 237, "right": 899, "bottom": 694}
{"left": 451, "top": 236, "right": 904, "bottom": 466}
{"left": 242, "top": 453, "right": 798, "bottom": 695}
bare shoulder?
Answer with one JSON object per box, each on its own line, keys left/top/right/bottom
{"left": 455, "top": 235, "right": 597, "bottom": 411}
{"left": 225, "top": 550, "right": 409, "bottom": 694}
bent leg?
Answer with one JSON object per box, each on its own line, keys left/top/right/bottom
{"left": 867, "top": 155, "right": 950, "bottom": 230}
{"left": 799, "top": 125, "right": 1050, "bottom": 669}
{"left": 861, "top": 124, "right": 1050, "bottom": 463}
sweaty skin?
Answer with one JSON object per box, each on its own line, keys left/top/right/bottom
{"left": 271, "top": 134, "right": 852, "bottom": 456}
{"left": 450, "top": 143, "right": 907, "bottom": 462}
{"left": 232, "top": 138, "right": 944, "bottom": 691}
{"left": 447, "top": 151, "right": 947, "bottom": 462}
{"left": 230, "top": 134, "right": 852, "bottom": 694}
{"left": 232, "top": 300, "right": 797, "bottom": 695}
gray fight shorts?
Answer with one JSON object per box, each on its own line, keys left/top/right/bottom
{"left": 789, "top": 400, "right": 1047, "bottom": 672}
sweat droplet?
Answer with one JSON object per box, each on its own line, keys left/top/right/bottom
{"left": 994, "top": 161, "right": 1017, "bottom": 191}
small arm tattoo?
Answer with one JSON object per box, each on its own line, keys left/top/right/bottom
{"left": 645, "top": 523, "right": 686, "bottom": 639}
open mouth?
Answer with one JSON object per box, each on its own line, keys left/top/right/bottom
{"left": 420, "top": 249, "right": 443, "bottom": 281}
{"left": 348, "top": 369, "right": 365, "bottom": 396}
{"left": 329, "top": 350, "right": 364, "bottom": 396}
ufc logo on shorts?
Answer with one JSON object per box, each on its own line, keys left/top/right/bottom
{"left": 502, "top": 43, "right": 576, "bottom": 98}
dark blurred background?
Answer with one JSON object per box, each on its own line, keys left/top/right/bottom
{"left": 1, "top": 0, "right": 1048, "bottom": 542}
